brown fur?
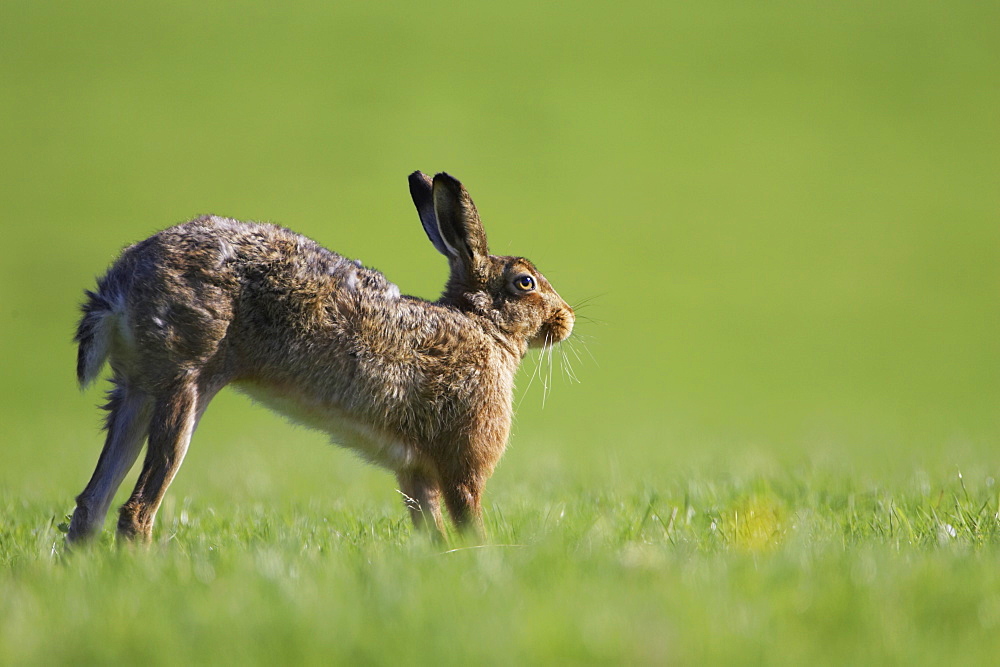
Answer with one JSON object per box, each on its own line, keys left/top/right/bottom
{"left": 67, "top": 172, "right": 574, "bottom": 544}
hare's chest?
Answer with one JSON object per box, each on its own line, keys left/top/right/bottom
{"left": 232, "top": 380, "right": 424, "bottom": 471}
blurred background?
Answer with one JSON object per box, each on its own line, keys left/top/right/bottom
{"left": 1, "top": 1, "right": 997, "bottom": 510}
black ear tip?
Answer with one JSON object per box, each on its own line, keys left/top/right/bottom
{"left": 409, "top": 171, "right": 432, "bottom": 187}
{"left": 432, "top": 172, "right": 464, "bottom": 194}
{"left": 408, "top": 171, "right": 433, "bottom": 200}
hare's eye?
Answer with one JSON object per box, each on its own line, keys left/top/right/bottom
{"left": 514, "top": 275, "right": 536, "bottom": 291}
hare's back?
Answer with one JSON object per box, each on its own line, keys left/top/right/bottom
{"left": 103, "top": 216, "right": 375, "bottom": 375}
{"left": 142, "top": 215, "right": 383, "bottom": 296}
{"left": 173, "top": 215, "right": 399, "bottom": 303}
{"left": 161, "top": 215, "right": 345, "bottom": 275}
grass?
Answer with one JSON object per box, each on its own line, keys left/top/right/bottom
{"left": 2, "top": 0, "right": 999, "bottom": 663}
{"left": 3, "top": 468, "right": 1000, "bottom": 664}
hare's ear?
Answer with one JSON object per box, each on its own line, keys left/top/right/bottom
{"left": 408, "top": 171, "right": 451, "bottom": 257}
{"left": 430, "top": 172, "right": 490, "bottom": 278}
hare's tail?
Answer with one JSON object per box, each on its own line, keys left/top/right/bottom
{"left": 75, "top": 281, "right": 122, "bottom": 388}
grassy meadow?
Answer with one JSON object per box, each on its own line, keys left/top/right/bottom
{"left": 1, "top": 1, "right": 999, "bottom": 663}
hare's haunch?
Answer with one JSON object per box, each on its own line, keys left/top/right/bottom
{"left": 67, "top": 172, "right": 574, "bottom": 544}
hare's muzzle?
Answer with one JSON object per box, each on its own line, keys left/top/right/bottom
{"left": 531, "top": 304, "right": 574, "bottom": 349}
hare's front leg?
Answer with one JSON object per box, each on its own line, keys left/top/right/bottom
{"left": 437, "top": 437, "right": 498, "bottom": 538}
{"left": 397, "top": 470, "right": 446, "bottom": 540}
{"left": 117, "top": 378, "right": 203, "bottom": 543}
{"left": 441, "top": 474, "right": 486, "bottom": 538}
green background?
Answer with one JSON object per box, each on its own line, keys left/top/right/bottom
{"left": 1, "top": 1, "right": 998, "bottom": 664}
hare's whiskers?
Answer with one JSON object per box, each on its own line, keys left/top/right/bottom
{"left": 566, "top": 338, "right": 585, "bottom": 367}
{"left": 540, "top": 333, "right": 553, "bottom": 408}
{"left": 571, "top": 294, "right": 604, "bottom": 311}
{"left": 546, "top": 333, "right": 555, "bottom": 406}
{"left": 517, "top": 342, "right": 545, "bottom": 412}
{"left": 569, "top": 332, "right": 598, "bottom": 367}
{"left": 560, "top": 344, "right": 580, "bottom": 384}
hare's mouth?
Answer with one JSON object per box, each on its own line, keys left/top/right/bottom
{"left": 529, "top": 310, "right": 574, "bottom": 349}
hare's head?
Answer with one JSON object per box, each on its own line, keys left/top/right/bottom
{"left": 409, "top": 171, "right": 574, "bottom": 352}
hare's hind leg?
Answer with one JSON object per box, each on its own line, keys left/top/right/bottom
{"left": 67, "top": 380, "right": 153, "bottom": 544}
{"left": 116, "top": 376, "right": 210, "bottom": 543}
{"left": 397, "top": 470, "right": 446, "bottom": 540}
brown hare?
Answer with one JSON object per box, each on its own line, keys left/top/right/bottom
{"left": 67, "top": 172, "right": 574, "bottom": 544}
